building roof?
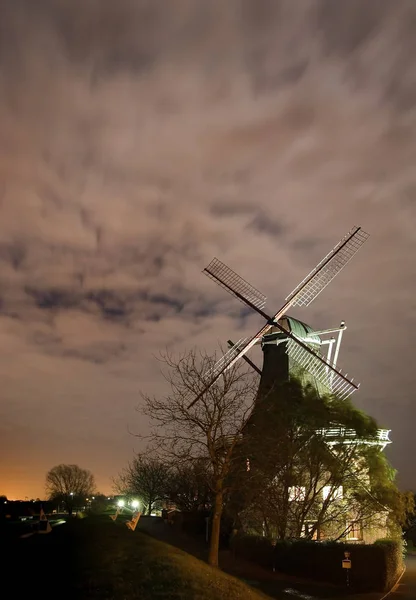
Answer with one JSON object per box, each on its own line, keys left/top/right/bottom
{"left": 263, "top": 315, "right": 321, "bottom": 347}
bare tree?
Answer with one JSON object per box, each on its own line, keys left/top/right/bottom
{"left": 45, "top": 464, "right": 95, "bottom": 515}
{"left": 167, "top": 458, "right": 212, "bottom": 512}
{"left": 115, "top": 454, "right": 170, "bottom": 515}
{"left": 139, "top": 348, "right": 257, "bottom": 567}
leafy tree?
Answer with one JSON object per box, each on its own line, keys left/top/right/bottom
{"left": 401, "top": 492, "right": 416, "bottom": 536}
{"left": 230, "top": 378, "right": 402, "bottom": 542}
{"left": 45, "top": 464, "right": 95, "bottom": 515}
{"left": 115, "top": 454, "right": 170, "bottom": 515}
{"left": 139, "top": 348, "right": 257, "bottom": 567}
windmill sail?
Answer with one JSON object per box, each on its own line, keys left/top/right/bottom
{"left": 204, "top": 258, "right": 267, "bottom": 312}
{"left": 285, "top": 226, "right": 369, "bottom": 307}
{"left": 285, "top": 338, "right": 357, "bottom": 399}
{"left": 188, "top": 338, "right": 252, "bottom": 408}
{"left": 227, "top": 340, "right": 262, "bottom": 375}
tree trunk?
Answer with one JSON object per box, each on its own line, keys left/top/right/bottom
{"left": 208, "top": 489, "right": 223, "bottom": 568}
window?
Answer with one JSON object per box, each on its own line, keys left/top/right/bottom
{"left": 322, "top": 485, "right": 343, "bottom": 501}
{"left": 288, "top": 486, "right": 306, "bottom": 501}
{"left": 346, "top": 521, "right": 362, "bottom": 540}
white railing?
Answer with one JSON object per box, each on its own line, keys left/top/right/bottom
{"left": 315, "top": 427, "right": 391, "bottom": 447}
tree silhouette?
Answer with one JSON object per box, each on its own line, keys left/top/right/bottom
{"left": 139, "top": 347, "right": 257, "bottom": 567}
{"left": 46, "top": 464, "right": 95, "bottom": 515}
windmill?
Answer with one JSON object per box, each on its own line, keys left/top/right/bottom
{"left": 188, "top": 226, "right": 369, "bottom": 409}
{"left": 191, "top": 226, "right": 392, "bottom": 536}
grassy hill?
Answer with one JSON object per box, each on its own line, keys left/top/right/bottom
{"left": 7, "top": 515, "right": 270, "bottom": 599}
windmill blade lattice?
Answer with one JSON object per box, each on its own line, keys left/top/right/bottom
{"left": 285, "top": 338, "right": 357, "bottom": 399}
{"left": 228, "top": 340, "right": 262, "bottom": 375}
{"left": 187, "top": 337, "right": 252, "bottom": 409}
{"left": 285, "top": 226, "right": 369, "bottom": 307}
{"left": 207, "top": 337, "right": 251, "bottom": 380}
{"left": 204, "top": 258, "right": 267, "bottom": 311}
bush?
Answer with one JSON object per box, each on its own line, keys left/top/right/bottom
{"left": 230, "top": 534, "right": 275, "bottom": 569}
{"left": 230, "top": 535, "right": 403, "bottom": 592}
{"left": 374, "top": 539, "right": 403, "bottom": 591}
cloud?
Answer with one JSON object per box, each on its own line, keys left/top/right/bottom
{"left": 0, "top": 0, "right": 415, "bottom": 497}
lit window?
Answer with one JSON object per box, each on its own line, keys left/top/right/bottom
{"left": 288, "top": 486, "right": 306, "bottom": 501}
{"left": 322, "top": 486, "right": 343, "bottom": 501}
{"left": 346, "top": 521, "right": 362, "bottom": 540}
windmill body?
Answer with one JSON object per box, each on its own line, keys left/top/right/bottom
{"left": 257, "top": 315, "right": 324, "bottom": 399}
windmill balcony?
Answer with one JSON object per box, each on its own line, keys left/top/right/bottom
{"left": 315, "top": 428, "right": 391, "bottom": 450}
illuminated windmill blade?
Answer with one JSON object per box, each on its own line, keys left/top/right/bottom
{"left": 227, "top": 339, "right": 262, "bottom": 375}
{"left": 285, "top": 226, "right": 369, "bottom": 308}
{"left": 187, "top": 336, "right": 258, "bottom": 409}
{"left": 208, "top": 337, "right": 251, "bottom": 380}
{"left": 285, "top": 338, "right": 358, "bottom": 399}
{"left": 203, "top": 258, "right": 267, "bottom": 313}
{"left": 187, "top": 292, "right": 300, "bottom": 409}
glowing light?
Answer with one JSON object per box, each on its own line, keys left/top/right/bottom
{"left": 131, "top": 500, "right": 139, "bottom": 509}
{"left": 117, "top": 499, "right": 125, "bottom": 507}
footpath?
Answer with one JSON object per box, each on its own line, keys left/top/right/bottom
{"left": 386, "top": 554, "right": 416, "bottom": 600}
{"left": 136, "top": 517, "right": 392, "bottom": 600}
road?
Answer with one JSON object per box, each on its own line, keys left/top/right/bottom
{"left": 388, "top": 555, "right": 416, "bottom": 599}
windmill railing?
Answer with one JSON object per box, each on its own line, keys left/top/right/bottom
{"left": 213, "top": 428, "right": 391, "bottom": 452}
{"left": 315, "top": 427, "right": 391, "bottom": 448}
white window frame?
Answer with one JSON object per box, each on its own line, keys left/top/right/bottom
{"left": 288, "top": 486, "right": 306, "bottom": 502}
{"left": 322, "top": 485, "right": 343, "bottom": 501}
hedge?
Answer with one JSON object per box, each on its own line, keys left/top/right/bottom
{"left": 230, "top": 535, "right": 403, "bottom": 592}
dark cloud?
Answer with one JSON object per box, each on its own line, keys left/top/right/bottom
{"left": 25, "top": 286, "right": 80, "bottom": 311}
{"left": 0, "top": 241, "right": 27, "bottom": 270}
{"left": 0, "top": 0, "right": 415, "bottom": 498}
{"left": 247, "top": 211, "right": 286, "bottom": 239}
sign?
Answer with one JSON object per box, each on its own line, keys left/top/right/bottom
{"left": 126, "top": 512, "right": 141, "bottom": 532}
{"left": 344, "top": 551, "right": 350, "bottom": 558}
{"left": 342, "top": 559, "right": 351, "bottom": 569}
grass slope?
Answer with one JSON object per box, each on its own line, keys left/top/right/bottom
{"left": 10, "top": 515, "right": 270, "bottom": 599}
{"left": 75, "top": 516, "right": 270, "bottom": 599}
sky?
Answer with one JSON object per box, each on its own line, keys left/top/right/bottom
{"left": 0, "top": 0, "right": 415, "bottom": 500}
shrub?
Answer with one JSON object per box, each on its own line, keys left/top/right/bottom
{"left": 230, "top": 534, "right": 275, "bottom": 569}
{"left": 374, "top": 539, "right": 403, "bottom": 590}
{"left": 230, "top": 535, "right": 403, "bottom": 592}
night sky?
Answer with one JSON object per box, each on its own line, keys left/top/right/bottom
{"left": 1, "top": 1, "right": 415, "bottom": 499}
